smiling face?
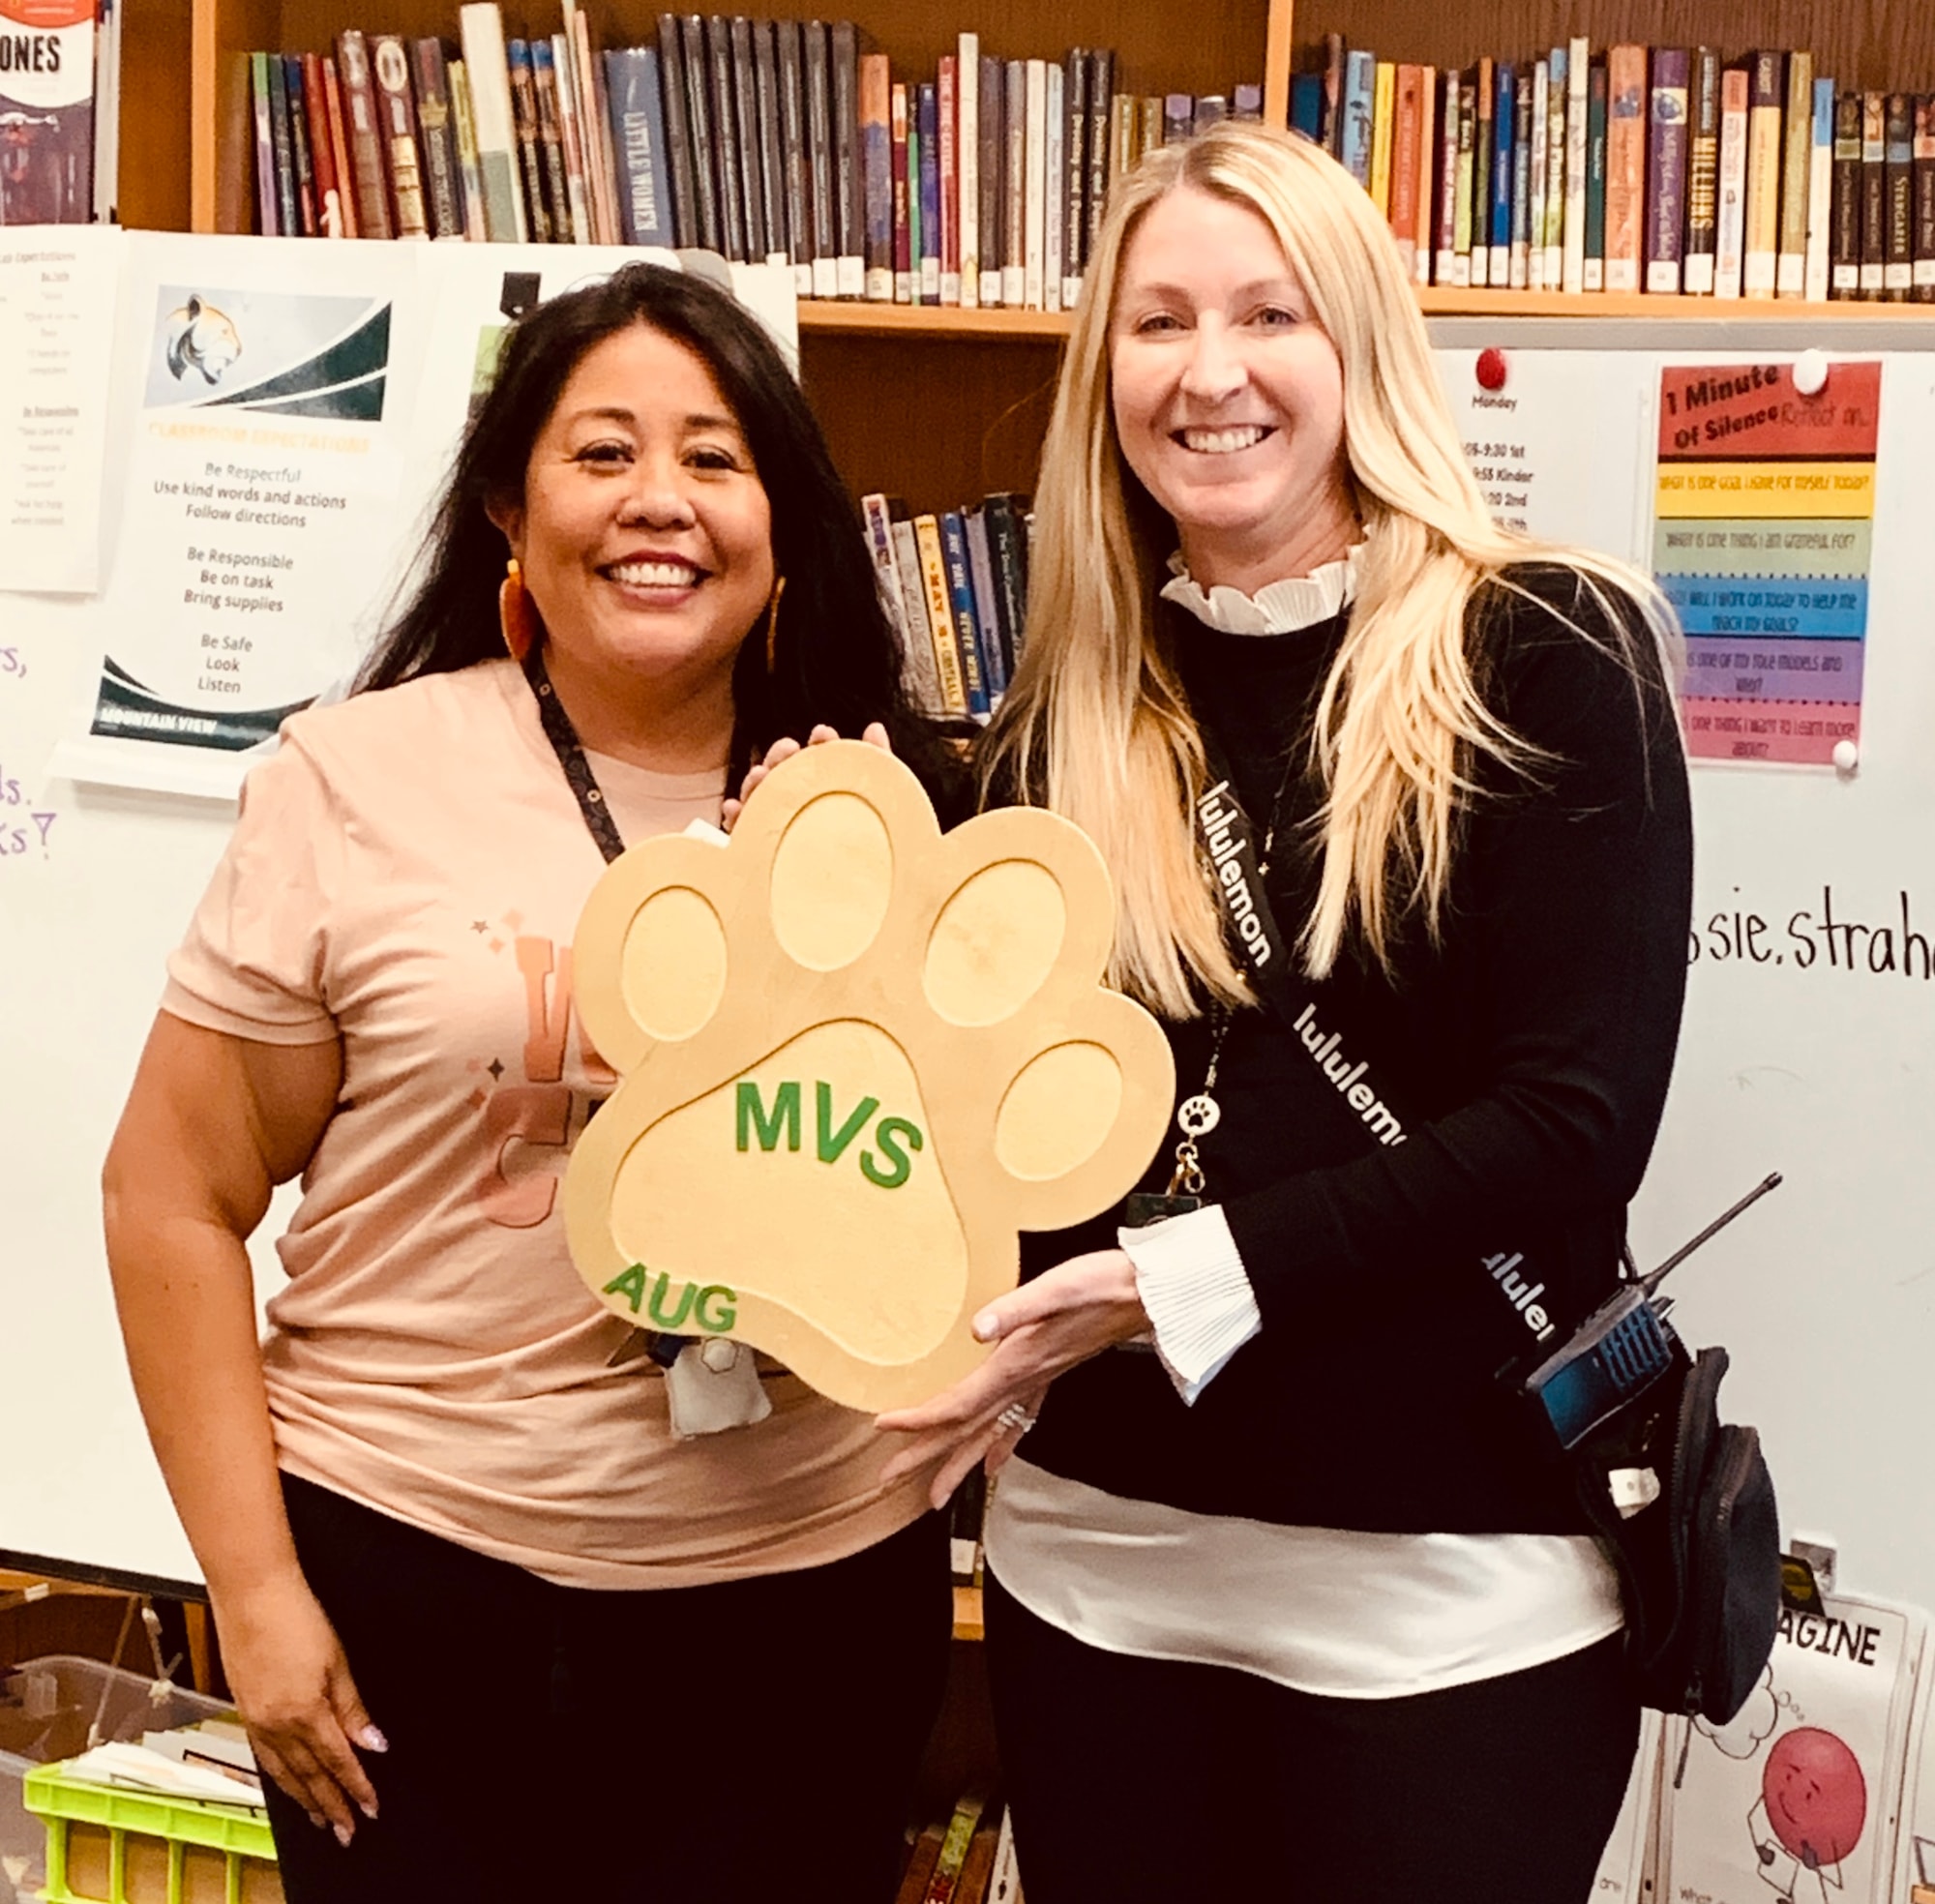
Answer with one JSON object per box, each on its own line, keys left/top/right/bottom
{"left": 1110, "top": 185, "right": 1358, "bottom": 596}
{"left": 491, "top": 321, "right": 774, "bottom": 760}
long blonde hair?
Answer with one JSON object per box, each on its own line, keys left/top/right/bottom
{"left": 978, "top": 121, "right": 1678, "bottom": 1019}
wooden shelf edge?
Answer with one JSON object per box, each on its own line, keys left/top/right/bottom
{"left": 952, "top": 1584, "right": 984, "bottom": 1641}
{"left": 1418, "top": 288, "right": 1933, "bottom": 319}
{"left": 798, "top": 301, "right": 1072, "bottom": 340}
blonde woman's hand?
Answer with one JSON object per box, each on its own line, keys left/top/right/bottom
{"left": 214, "top": 1574, "right": 384, "bottom": 1846}
{"left": 722, "top": 722, "right": 891, "bottom": 832}
{"left": 876, "top": 1249, "right": 1149, "bottom": 1508}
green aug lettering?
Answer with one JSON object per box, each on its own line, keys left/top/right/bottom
{"left": 603, "top": 1264, "right": 649, "bottom": 1314}
{"left": 694, "top": 1285, "right": 738, "bottom": 1331}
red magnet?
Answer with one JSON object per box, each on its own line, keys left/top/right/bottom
{"left": 1475, "top": 347, "right": 1508, "bottom": 392}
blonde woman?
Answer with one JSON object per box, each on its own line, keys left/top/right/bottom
{"left": 880, "top": 123, "right": 1692, "bottom": 1903}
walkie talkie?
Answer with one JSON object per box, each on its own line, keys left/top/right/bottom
{"left": 1519, "top": 1174, "right": 1783, "bottom": 1450}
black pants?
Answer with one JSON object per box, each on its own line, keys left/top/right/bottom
{"left": 263, "top": 1474, "right": 952, "bottom": 1904}
{"left": 985, "top": 1570, "right": 1641, "bottom": 1904}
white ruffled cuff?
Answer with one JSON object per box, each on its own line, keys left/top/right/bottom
{"left": 1118, "top": 1204, "right": 1261, "bottom": 1406}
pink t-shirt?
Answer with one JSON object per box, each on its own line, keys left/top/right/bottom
{"left": 164, "top": 659, "right": 929, "bottom": 1589}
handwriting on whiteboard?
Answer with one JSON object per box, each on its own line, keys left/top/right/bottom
{"left": 0, "top": 763, "right": 58, "bottom": 860}
{"left": 1691, "top": 883, "right": 1935, "bottom": 980}
{"left": 1, "top": 645, "right": 24, "bottom": 680}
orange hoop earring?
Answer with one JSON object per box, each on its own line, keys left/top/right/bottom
{"left": 762, "top": 575, "right": 787, "bottom": 676}
{"left": 500, "top": 556, "right": 543, "bottom": 663}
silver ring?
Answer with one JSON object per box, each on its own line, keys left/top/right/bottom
{"left": 996, "top": 1402, "right": 1036, "bottom": 1435}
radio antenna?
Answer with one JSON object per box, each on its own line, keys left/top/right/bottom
{"left": 1638, "top": 1172, "right": 1783, "bottom": 1297}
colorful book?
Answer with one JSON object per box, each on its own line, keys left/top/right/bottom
{"left": 862, "top": 495, "right": 943, "bottom": 718}
{"left": 1527, "top": 56, "right": 1548, "bottom": 286}
{"left": 1563, "top": 37, "right": 1589, "bottom": 291}
{"left": 917, "top": 80, "right": 939, "bottom": 303}
{"left": 409, "top": 40, "right": 463, "bottom": 239}
{"left": 1369, "top": 60, "right": 1394, "bottom": 217}
{"left": 938, "top": 56, "right": 959, "bottom": 303}
{"left": 334, "top": 28, "right": 394, "bottom": 239}
{"left": 1043, "top": 58, "right": 1064, "bottom": 312}
{"left": 1414, "top": 63, "right": 1436, "bottom": 285}
{"left": 1509, "top": 67, "right": 1531, "bottom": 286}
{"left": 529, "top": 39, "right": 574, "bottom": 243}
{"left": 264, "top": 45, "right": 300, "bottom": 238}
{"left": 1777, "top": 50, "right": 1814, "bottom": 295}
{"left": 830, "top": 18, "right": 864, "bottom": 296}
{"left": 1742, "top": 50, "right": 1784, "bottom": 297}
{"left": 1805, "top": 77, "right": 1833, "bottom": 302}
{"left": 250, "top": 51, "right": 279, "bottom": 234}
{"left": 859, "top": 52, "right": 891, "bottom": 300}
{"left": 1683, "top": 48, "right": 1720, "bottom": 293}
{"left": 1861, "top": 91, "right": 1886, "bottom": 297}
{"left": 1340, "top": 50, "right": 1374, "bottom": 187}
{"left": 605, "top": 45, "right": 672, "bottom": 246}
{"left": 1435, "top": 69, "right": 1460, "bottom": 284}
{"left": 1491, "top": 61, "right": 1516, "bottom": 283}
{"left": 301, "top": 50, "right": 346, "bottom": 236}
{"left": 1916, "top": 96, "right": 1935, "bottom": 303}
{"left": 958, "top": 35, "right": 979, "bottom": 308}
{"left": 1714, "top": 63, "right": 1749, "bottom": 298}
{"left": 1644, "top": 48, "right": 1688, "bottom": 293}
{"left": 1085, "top": 49, "right": 1114, "bottom": 278}
{"left": 283, "top": 54, "right": 318, "bottom": 236}
{"left": 0, "top": 0, "right": 93, "bottom": 223}
{"left": 505, "top": 39, "right": 550, "bottom": 243}
{"left": 1584, "top": 57, "right": 1608, "bottom": 289}
{"left": 905, "top": 91, "right": 921, "bottom": 302}
{"left": 1001, "top": 58, "right": 1025, "bottom": 307}
{"left": 1455, "top": 72, "right": 1477, "bottom": 284}
{"left": 1389, "top": 63, "right": 1422, "bottom": 276}
{"left": 979, "top": 55, "right": 1003, "bottom": 308}
{"left": 1321, "top": 31, "right": 1346, "bottom": 154}
{"left": 982, "top": 491, "right": 1030, "bottom": 669}
{"left": 912, "top": 514, "right": 968, "bottom": 716}
{"left": 939, "top": 511, "right": 991, "bottom": 718}
{"left": 963, "top": 506, "right": 1007, "bottom": 699}
{"left": 1470, "top": 59, "right": 1493, "bottom": 285}
{"left": 371, "top": 35, "right": 429, "bottom": 240}
{"left": 457, "top": 3, "right": 521, "bottom": 240}
{"left": 890, "top": 81, "right": 910, "bottom": 301}
{"left": 1831, "top": 89, "right": 1861, "bottom": 297}
{"left": 1886, "top": 91, "right": 1914, "bottom": 299}
{"left": 1603, "top": 45, "right": 1646, "bottom": 291}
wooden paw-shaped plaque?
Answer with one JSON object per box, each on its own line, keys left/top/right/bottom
{"left": 562, "top": 739, "right": 1176, "bottom": 1411}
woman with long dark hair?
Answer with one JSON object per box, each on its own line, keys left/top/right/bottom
{"left": 103, "top": 263, "right": 957, "bottom": 1904}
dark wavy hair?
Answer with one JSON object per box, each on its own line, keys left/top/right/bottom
{"left": 357, "top": 262, "right": 959, "bottom": 803}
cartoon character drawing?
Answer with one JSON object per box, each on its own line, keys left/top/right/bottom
{"left": 163, "top": 296, "right": 243, "bottom": 387}
{"left": 1748, "top": 1727, "right": 1867, "bottom": 1903}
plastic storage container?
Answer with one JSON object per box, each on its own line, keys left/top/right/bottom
{"left": 0, "top": 1657, "right": 231, "bottom": 1904}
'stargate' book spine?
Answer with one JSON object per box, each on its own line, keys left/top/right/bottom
{"left": 830, "top": 18, "right": 864, "bottom": 296}
{"left": 505, "top": 39, "right": 550, "bottom": 242}
{"left": 1584, "top": 58, "right": 1607, "bottom": 289}
{"left": 1602, "top": 45, "right": 1645, "bottom": 292}
{"left": 938, "top": 55, "right": 960, "bottom": 304}
{"left": 605, "top": 45, "right": 673, "bottom": 245}
{"left": 859, "top": 51, "right": 892, "bottom": 300}
{"left": 1860, "top": 91, "right": 1886, "bottom": 299}
{"left": 1885, "top": 91, "right": 1914, "bottom": 301}
{"left": 1562, "top": 37, "right": 1588, "bottom": 291}
{"left": 913, "top": 515, "right": 969, "bottom": 717}
{"left": 1682, "top": 47, "right": 1719, "bottom": 293}
{"left": 729, "top": 15, "right": 765, "bottom": 260}
{"left": 1742, "top": 49, "right": 1784, "bottom": 297}
{"left": 455, "top": 5, "right": 521, "bottom": 240}
{"left": 1644, "top": 47, "right": 1688, "bottom": 294}
{"left": 1777, "top": 49, "right": 1813, "bottom": 295}
{"left": 1714, "top": 63, "right": 1748, "bottom": 297}
{"left": 654, "top": 14, "right": 696, "bottom": 249}
{"left": 1915, "top": 95, "right": 1935, "bottom": 303}
{"left": 775, "top": 20, "right": 812, "bottom": 294}
{"left": 978, "top": 56, "right": 1003, "bottom": 308}
{"left": 1804, "top": 77, "right": 1832, "bottom": 302}
{"left": 804, "top": 19, "right": 838, "bottom": 297}
{"left": 957, "top": 35, "right": 979, "bottom": 309}
{"left": 1831, "top": 89, "right": 1861, "bottom": 298}
{"left": 752, "top": 20, "right": 787, "bottom": 262}
{"left": 409, "top": 39, "right": 464, "bottom": 239}
{"left": 939, "top": 511, "right": 991, "bottom": 719}
{"left": 529, "top": 40, "right": 575, "bottom": 242}
{"left": 334, "top": 30, "right": 394, "bottom": 240}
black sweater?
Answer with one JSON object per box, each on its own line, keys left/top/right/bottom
{"left": 1021, "top": 566, "right": 1694, "bottom": 1535}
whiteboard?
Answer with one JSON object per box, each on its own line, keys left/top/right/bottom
{"left": 2, "top": 297, "right": 1931, "bottom": 1609}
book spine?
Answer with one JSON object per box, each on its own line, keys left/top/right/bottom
{"left": 605, "top": 45, "right": 673, "bottom": 245}
{"left": 729, "top": 15, "right": 764, "bottom": 259}
{"left": 565, "top": 7, "right": 616, "bottom": 244}
{"left": 891, "top": 83, "right": 910, "bottom": 302}
{"left": 1644, "top": 47, "right": 1687, "bottom": 294}
{"left": 917, "top": 81, "right": 939, "bottom": 303}
{"left": 906, "top": 95, "right": 922, "bottom": 300}
{"left": 1861, "top": 91, "right": 1886, "bottom": 297}
{"left": 506, "top": 40, "right": 550, "bottom": 242}
{"left": 1111, "top": 90, "right": 1138, "bottom": 191}
{"left": 1087, "top": 50, "right": 1114, "bottom": 277}
{"left": 863, "top": 497, "right": 942, "bottom": 715}
{"left": 678, "top": 15, "right": 720, "bottom": 253}
{"left": 1743, "top": 50, "right": 1784, "bottom": 296}
{"left": 1777, "top": 49, "right": 1813, "bottom": 294}
{"left": 300, "top": 52, "right": 344, "bottom": 235}
{"left": 335, "top": 30, "right": 394, "bottom": 240}
{"left": 264, "top": 46, "right": 300, "bottom": 237}
{"left": 884, "top": 515, "right": 944, "bottom": 713}
{"left": 319, "top": 57, "right": 361, "bottom": 239}
{"left": 939, "top": 55, "right": 960, "bottom": 304}
{"left": 1714, "top": 65, "right": 1748, "bottom": 297}
{"left": 830, "top": 18, "right": 863, "bottom": 296}
{"left": 408, "top": 40, "right": 463, "bottom": 239}
{"left": 753, "top": 20, "right": 786, "bottom": 261}
{"left": 804, "top": 20, "right": 837, "bottom": 296}
{"left": 700, "top": 16, "right": 743, "bottom": 260}
{"left": 1195, "top": 95, "right": 1228, "bottom": 134}
{"left": 1507, "top": 69, "right": 1530, "bottom": 286}
{"left": 651, "top": 15, "right": 693, "bottom": 249}
{"left": 1341, "top": 50, "right": 1374, "bottom": 187}
{"left": 1804, "top": 78, "right": 1832, "bottom": 302}
{"left": 1584, "top": 59, "right": 1607, "bottom": 288}
{"left": 913, "top": 515, "right": 968, "bottom": 716}
{"left": 1563, "top": 38, "right": 1589, "bottom": 289}
{"left": 1320, "top": 30, "right": 1345, "bottom": 155}
{"left": 939, "top": 511, "right": 990, "bottom": 718}
{"left": 982, "top": 492, "right": 1029, "bottom": 669}
{"left": 1389, "top": 63, "right": 1421, "bottom": 273}
{"left": 455, "top": 7, "right": 521, "bottom": 239}
{"left": 548, "top": 33, "right": 592, "bottom": 244}
{"left": 1455, "top": 74, "right": 1476, "bottom": 285}
{"left": 250, "top": 52, "right": 278, "bottom": 234}
{"left": 775, "top": 20, "right": 811, "bottom": 292}
{"left": 1291, "top": 74, "right": 1322, "bottom": 140}
{"left": 1542, "top": 46, "right": 1565, "bottom": 286}
{"left": 958, "top": 35, "right": 979, "bottom": 308}
{"left": 1024, "top": 59, "right": 1046, "bottom": 310}
{"left": 1916, "top": 95, "right": 1935, "bottom": 302}
{"left": 530, "top": 40, "right": 574, "bottom": 242}
{"left": 1683, "top": 47, "right": 1719, "bottom": 292}
{"left": 1526, "top": 58, "right": 1547, "bottom": 286}
{"left": 1470, "top": 59, "right": 1492, "bottom": 285}
{"left": 979, "top": 57, "right": 1003, "bottom": 307}
{"left": 1603, "top": 45, "right": 1644, "bottom": 292}
{"left": 1491, "top": 62, "right": 1515, "bottom": 283}
{"left": 1060, "top": 48, "right": 1087, "bottom": 308}
{"left": 1164, "top": 92, "right": 1191, "bottom": 145}
{"left": 1140, "top": 95, "right": 1163, "bottom": 159}
{"left": 963, "top": 507, "right": 1007, "bottom": 699}
{"left": 372, "top": 37, "right": 429, "bottom": 240}
{"left": 1436, "top": 70, "right": 1460, "bottom": 283}
{"left": 1043, "top": 59, "right": 1064, "bottom": 312}
{"left": 859, "top": 52, "right": 891, "bottom": 299}
{"left": 1831, "top": 89, "right": 1861, "bottom": 297}
{"left": 1413, "top": 63, "right": 1435, "bottom": 284}
{"left": 1886, "top": 91, "right": 1914, "bottom": 300}
{"left": 1369, "top": 60, "right": 1394, "bottom": 217}
{"left": 1002, "top": 65, "right": 1027, "bottom": 307}
{"left": 283, "top": 56, "right": 318, "bottom": 235}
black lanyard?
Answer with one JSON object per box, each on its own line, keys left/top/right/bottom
{"left": 522, "top": 648, "right": 631, "bottom": 864}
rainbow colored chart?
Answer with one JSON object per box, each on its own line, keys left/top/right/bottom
{"left": 1654, "top": 360, "right": 1881, "bottom": 766}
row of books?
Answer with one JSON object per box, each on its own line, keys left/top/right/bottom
{"left": 1298, "top": 38, "right": 1935, "bottom": 301}
{"left": 861, "top": 491, "right": 1029, "bottom": 724}
{"left": 898, "top": 1790, "right": 1016, "bottom": 1904}
{"left": 0, "top": 0, "right": 116, "bottom": 226}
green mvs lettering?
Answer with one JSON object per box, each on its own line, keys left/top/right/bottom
{"left": 734, "top": 1078, "right": 923, "bottom": 1189}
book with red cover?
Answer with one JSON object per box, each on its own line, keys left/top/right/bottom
{"left": 334, "top": 30, "right": 392, "bottom": 238}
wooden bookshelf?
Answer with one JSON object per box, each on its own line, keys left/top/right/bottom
{"left": 798, "top": 300, "right": 1071, "bottom": 339}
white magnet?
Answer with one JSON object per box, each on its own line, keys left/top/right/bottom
{"left": 1831, "top": 738, "right": 1859, "bottom": 773}
{"left": 1794, "top": 349, "right": 1830, "bottom": 397}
